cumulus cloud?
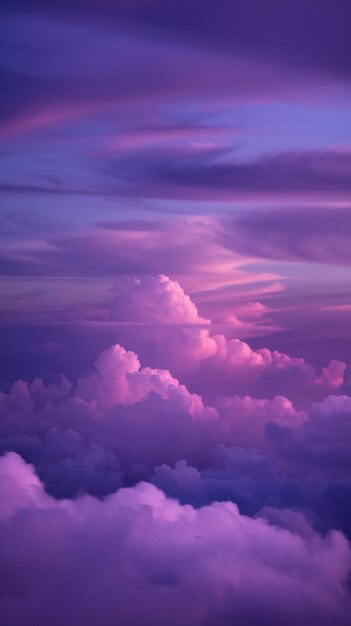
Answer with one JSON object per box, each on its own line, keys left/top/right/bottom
{"left": 108, "top": 274, "right": 346, "bottom": 407}
{"left": 1, "top": 328, "right": 351, "bottom": 543}
{"left": 213, "top": 395, "right": 303, "bottom": 448}
{"left": 0, "top": 340, "right": 221, "bottom": 495}
{"left": 1, "top": 453, "right": 350, "bottom": 626}
{"left": 110, "top": 274, "right": 211, "bottom": 326}
{"left": 0, "top": 276, "right": 351, "bottom": 543}
{"left": 0, "top": 278, "right": 351, "bottom": 626}
{"left": 151, "top": 447, "right": 293, "bottom": 514}
{"left": 0, "top": 276, "right": 348, "bottom": 511}
{"left": 266, "top": 394, "right": 351, "bottom": 475}
{"left": 150, "top": 443, "right": 351, "bottom": 541}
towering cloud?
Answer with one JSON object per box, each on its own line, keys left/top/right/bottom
{"left": 108, "top": 275, "right": 345, "bottom": 406}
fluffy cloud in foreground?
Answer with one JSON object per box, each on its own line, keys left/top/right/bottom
{"left": 1, "top": 452, "right": 350, "bottom": 626}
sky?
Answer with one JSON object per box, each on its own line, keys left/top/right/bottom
{"left": 1, "top": 2, "right": 351, "bottom": 625}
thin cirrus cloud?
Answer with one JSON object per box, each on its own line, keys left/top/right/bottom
{"left": 1, "top": 1, "right": 350, "bottom": 168}
{"left": 1, "top": 10, "right": 330, "bottom": 140}
{"left": 2, "top": 147, "right": 351, "bottom": 202}
{"left": 100, "top": 147, "right": 351, "bottom": 201}
{"left": 218, "top": 207, "right": 351, "bottom": 266}
{"left": 4, "top": 0, "right": 351, "bottom": 80}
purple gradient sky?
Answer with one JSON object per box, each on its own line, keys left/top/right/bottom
{"left": 1, "top": 2, "right": 351, "bottom": 379}
{"left": 1, "top": 5, "right": 351, "bottom": 625}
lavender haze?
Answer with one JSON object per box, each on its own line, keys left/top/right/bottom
{"left": 1, "top": 2, "right": 351, "bottom": 625}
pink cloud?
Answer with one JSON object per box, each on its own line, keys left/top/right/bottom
{"left": 76, "top": 341, "right": 217, "bottom": 419}
{"left": 1, "top": 452, "right": 350, "bottom": 626}
{"left": 108, "top": 275, "right": 346, "bottom": 407}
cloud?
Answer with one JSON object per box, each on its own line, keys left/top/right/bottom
{"left": 0, "top": 313, "right": 349, "bottom": 543}
{"left": 107, "top": 275, "right": 346, "bottom": 407}
{"left": 2, "top": 3, "right": 351, "bottom": 621}
{"left": 4, "top": 0, "right": 351, "bottom": 83}
{"left": 0, "top": 279, "right": 351, "bottom": 543}
{"left": 102, "top": 148, "right": 351, "bottom": 201}
{"left": 266, "top": 394, "right": 351, "bottom": 475}
{"left": 109, "top": 274, "right": 211, "bottom": 325}
{"left": 2, "top": 10, "right": 329, "bottom": 140}
{"left": 0, "top": 276, "right": 350, "bottom": 540}
{"left": 150, "top": 444, "right": 351, "bottom": 541}
{"left": 8, "top": 273, "right": 340, "bottom": 409}
{"left": 1, "top": 452, "right": 350, "bottom": 626}
{"left": 0, "top": 338, "right": 221, "bottom": 495}
{"left": 219, "top": 208, "right": 351, "bottom": 265}
{"left": 75, "top": 341, "right": 217, "bottom": 420}
{"left": 151, "top": 446, "right": 294, "bottom": 514}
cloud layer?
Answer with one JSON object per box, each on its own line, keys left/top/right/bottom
{"left": 1, "top": 273, "right": 351, "bottom": 624}
{"left": 1, "top": 452, "right": 351, "bottom": 626}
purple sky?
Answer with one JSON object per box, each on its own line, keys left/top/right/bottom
{"left": 1, "top": 2, "right": 351, "bottom": 625}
